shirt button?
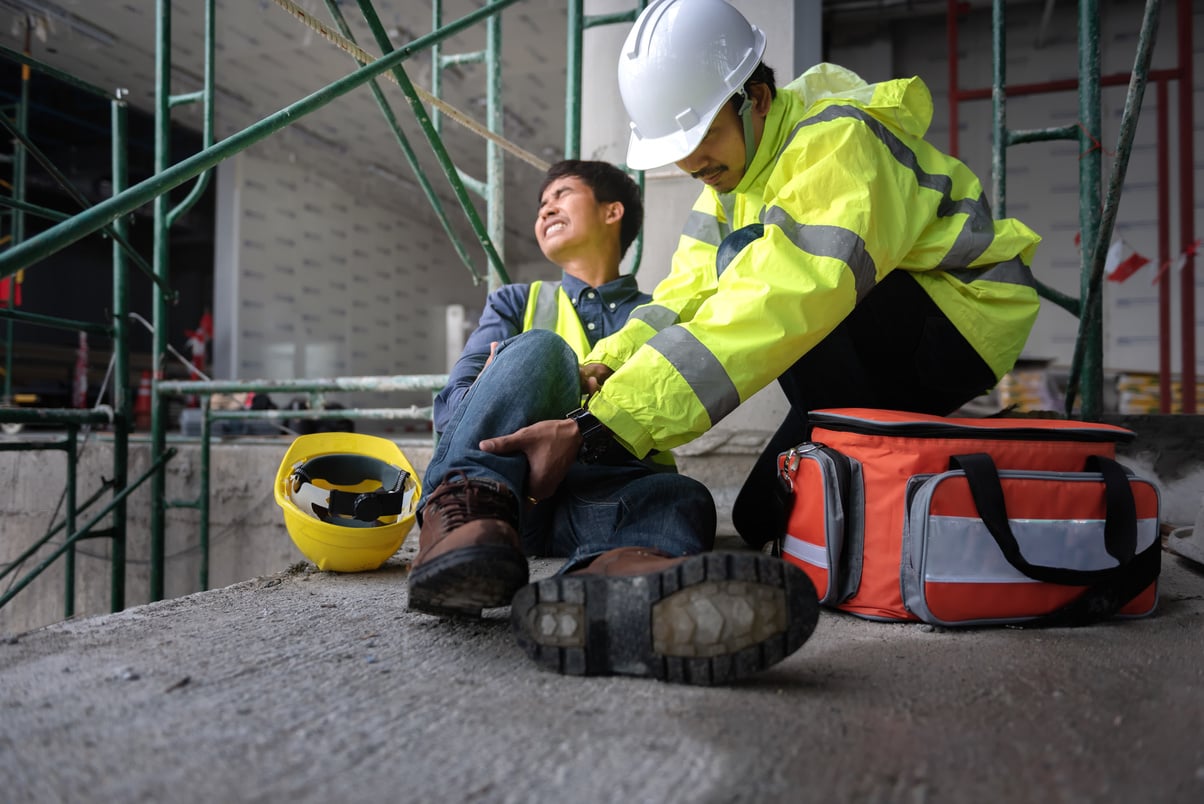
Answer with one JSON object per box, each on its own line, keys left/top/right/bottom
{"left": 587, "top": 291, "right": 596, "bottom": 299}
{"left": 609, "top": 302, "right": 616, "bottom": 310}
{"left": 587, "top": 322, "right": 596, "bottom": 331}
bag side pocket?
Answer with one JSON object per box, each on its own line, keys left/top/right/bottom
{"left": 904, "top": 467, "right": 1161, "bottom": 627}
{"left": 779, "top": 443, "right": 860, "bottom": 605}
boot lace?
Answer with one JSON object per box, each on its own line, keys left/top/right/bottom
{"left": 428, "top": 470, "right": 517, "bottom": 530}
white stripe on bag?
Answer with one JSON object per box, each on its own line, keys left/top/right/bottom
{"left": 923, "top": 516, "right": 1159, "bottom": 583}
{"left": 783, "top": 535, "right": 829, "bottom": 569}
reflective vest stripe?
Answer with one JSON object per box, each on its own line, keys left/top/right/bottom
{"left": 759, "top": 207, "right": 878, "bottom": 302}
{"left": 523, "top": 281, "right": 591, "bottom": 361}
{"left": 945, "top": 256, "right": 1036, "bottom": 288}
{"left": 528, "top": 280, "right": 560, "bottom": 331}
{"left": 646, "top": 326, "right": 741, "bottom": 426}
{"left": 788, "top": 104, "right": 1005, "bottom": 276}
{"left": 628, "top": 304, "right": 679, "bottom": 332}
{"left": 922, "top": 515, "right": 1160, "bottom": 583}
{"left": 682, "top": 209, "right": 727, "bottom": 247}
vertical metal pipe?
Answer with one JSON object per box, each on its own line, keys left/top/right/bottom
{"left": 1177, "top": 0, "right": 1196, "bottom": 412}
{"left": 432, "top": 0, "right": 443, "bottom": 134}
{"left": 110, "top": 92, "right": 129, "bottom": 611}
{"left": 990, "top": 0, "right": 1006, "bottom": 217}
{"left": 150, "top": 0, "right": 172, "bottom": 601}
{"left": 486, "top": 0, "right": 504, "bottom": 292}
{"left": 200, "top": 398, "right": 211, "bottom": 591}
{"left": 1077, "top": 0, "right": 1102, "bottom": 419}
{"left": 63, "top": 425, "right": 77, "bottom": 618}
{"left": 4, "top": 21, "right": 30, "bottom": 403}
{"left": 565, "top": 0, "right": 583, "bottom": 159}
{"left": 947, "top": 0, "right": 960, "bottom": 157}
{"left": 1156, "top": 79, "right": 1170, "bottom": 413}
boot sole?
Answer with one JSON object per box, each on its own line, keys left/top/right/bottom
{"left": 510, "top": 552, "right": 819, "bottom": 685}
{"left": 408, "top": 545, "right": 529, "bottom": 617}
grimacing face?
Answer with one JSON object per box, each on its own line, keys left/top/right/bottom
{"left": 534, "top": 175, "right": 620, "bottom": 262}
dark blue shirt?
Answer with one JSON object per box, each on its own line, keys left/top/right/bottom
{"left": 433, "top": 272, "right": 649, "bottom": 432}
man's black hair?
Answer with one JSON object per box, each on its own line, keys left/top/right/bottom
{"left": 537, "top": 159, "right": 644, "bottom": 258}
{"left": 730, "top": 62, "right": 777, "bottom": 112}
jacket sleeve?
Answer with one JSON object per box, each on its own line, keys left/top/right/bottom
{"left": 582, "top": 193, "right": 725, "bottom": 370}
{"left": 588, "top": 111, "right": 960, "bottom": 456}
{"left": 433, "top": 285, "right": 527, "bottom": 433}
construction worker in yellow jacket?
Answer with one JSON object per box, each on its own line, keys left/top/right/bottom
{"left": 483, "top": 0, "right": 1042, "bottom": 550}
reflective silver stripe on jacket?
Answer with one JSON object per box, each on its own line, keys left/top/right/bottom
{"left": 629, "top": 304, "right": 679, "bottom": 332}
{"left": 682, "top": 209, "right": 728, "bottom": 247}
{"left": 646, "top": 326, "right": 741, "bottom": 426}
{"left": 760, "top": 206, "right": 878, "bottom": 302}
{"left": 529, "top": 281, "right": 560, "bottom": 331}
{"left": 945, "top": 256, "right": 1036, "bottom": 289}
{"left": 785, "top": 104, "right": 998, "bottom": 271}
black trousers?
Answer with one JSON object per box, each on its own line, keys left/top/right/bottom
{"left": 731, "top": 268, "right": 999, "bottom": 547}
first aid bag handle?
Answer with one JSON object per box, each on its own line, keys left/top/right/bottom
{"left": 950, "top": 453, "right": 1137, "bottom": 586}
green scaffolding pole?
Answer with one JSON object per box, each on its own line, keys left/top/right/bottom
{"left": 989, "top": 0, "right": 1159, "bottom": 420}
{"left": 0, "top": 42, "right": 135, "bottom": 618}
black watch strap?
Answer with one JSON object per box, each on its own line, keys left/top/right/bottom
{"left": 567, "top": 407, "right": 614, "bottom": 464}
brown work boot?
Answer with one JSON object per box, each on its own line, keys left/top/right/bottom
{"left": 510, "top": 547, "right": 819, "bottom": 685}
{"left": 407, "top": 472, "right": 528, "bottom": 617}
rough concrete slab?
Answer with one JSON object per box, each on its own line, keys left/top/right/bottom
{"left": 1, "top": 549, "right": 1202, "bottom": 803}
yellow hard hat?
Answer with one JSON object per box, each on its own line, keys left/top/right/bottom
{"left": 274, "top": 432, "right": 421, "bottom": 572}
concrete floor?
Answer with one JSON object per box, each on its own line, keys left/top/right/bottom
{"left": 2, "top": 544, "right": 1202, "bottom": 803}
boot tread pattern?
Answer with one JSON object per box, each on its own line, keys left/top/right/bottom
{"left": 510, "top": 552, "right": 818, "bottom": 685}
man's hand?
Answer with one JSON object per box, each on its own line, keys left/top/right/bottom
{"left": 482, "top": 341, "right": 499, "bottom": 372}
{"left": 480, "top": 419, "right": 581, "bottom": 502}
{"left": 579, "top": 363, "right": 614, "bottom": 396}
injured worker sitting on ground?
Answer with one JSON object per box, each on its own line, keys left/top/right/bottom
{"left": 409, "top": 158, "right": 820, "bottom": 686}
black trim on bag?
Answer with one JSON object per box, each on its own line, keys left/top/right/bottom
{"left": 808, "top": 411, "right": 1135, "bottom": 444}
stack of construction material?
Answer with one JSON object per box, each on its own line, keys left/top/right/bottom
{"left": 1116, "top": 372, "right": 1204, "bottom": 414}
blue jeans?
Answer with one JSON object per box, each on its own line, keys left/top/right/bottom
{"left": 422, "top": 329, "right": 716, "bottom": 570}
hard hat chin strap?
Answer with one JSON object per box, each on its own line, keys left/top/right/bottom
{"left": 736, "top": 91, "right": 756, "bottom": 174}
{"left": 289, "top": 455, "right": 411, "bottom": 525}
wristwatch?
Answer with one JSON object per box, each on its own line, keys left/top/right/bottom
{"left": 567, "top": 407, "right": 614, "bottom": 464}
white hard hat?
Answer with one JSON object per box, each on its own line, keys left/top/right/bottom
{"left": 617, "top": 0, "right": 766, "bottom": 170}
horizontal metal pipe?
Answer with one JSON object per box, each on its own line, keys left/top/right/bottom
{"left": 159, "top": 374, "right": 448, "bottom": 395}
{"left": 0, "top": 306, "right": 112, "bottom": 335}
{"left": 1008, "top": 124, "right": 1079, "bottom": 144}
{"left": 209, "top": 406, "right": 433, "bottom": 421}
{"left": 0, "top": 44, "right": 112, "bottom": 98}
{"left": 0, "top": 407, "right": 113, "bottom": 425}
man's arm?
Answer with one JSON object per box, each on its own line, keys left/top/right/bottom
{"left": 583, "top": 193, "right": 726, "bottom": 372}
{"left": 433, "top": 285, "right": 528, "bottom": 432}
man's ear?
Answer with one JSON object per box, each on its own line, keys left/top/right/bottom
{"left": 750, "top": 83, "right": 772, "bottom": 117}
{"left": 605, "top": 201, "right": 624, "bottom": 224}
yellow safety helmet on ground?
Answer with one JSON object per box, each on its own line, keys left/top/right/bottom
{"left": 274, "top": 432, "right": 421, "bottom": 572}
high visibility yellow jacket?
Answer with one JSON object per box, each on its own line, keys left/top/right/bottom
{"left": 584, "top": 63, "right": 1042, "bottom": 458}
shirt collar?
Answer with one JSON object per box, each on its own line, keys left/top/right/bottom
{"left": 560, "top": 271, "right": 643, "bottom": 305}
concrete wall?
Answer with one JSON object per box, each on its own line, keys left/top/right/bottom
{"left": 0, "top": 436, "right": 435, "bottom": 635}
{"left": 4, "top": 419, "right": 1203, "bottom": 635}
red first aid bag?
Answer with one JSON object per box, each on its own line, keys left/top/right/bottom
{"left": 777, "top": 408, "right": 1161, "bottom": 626}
